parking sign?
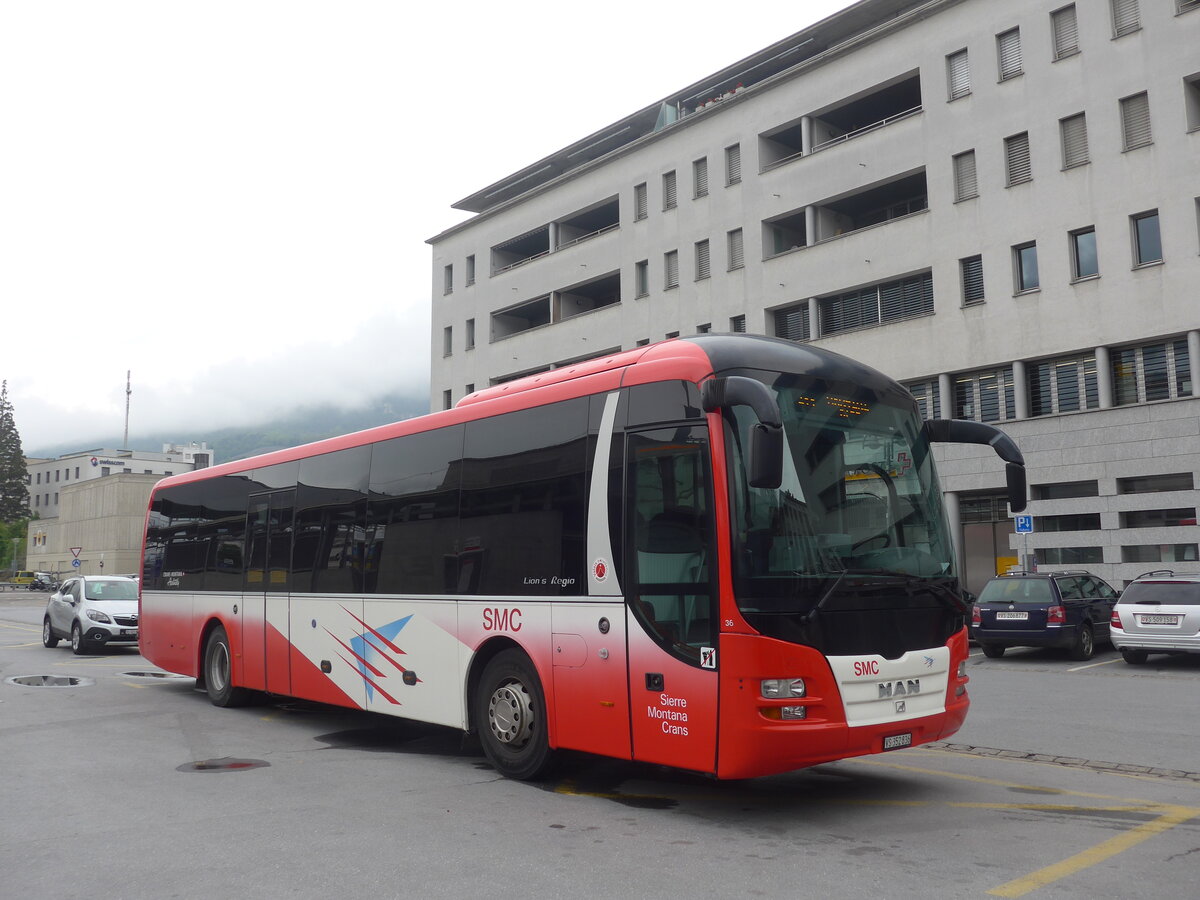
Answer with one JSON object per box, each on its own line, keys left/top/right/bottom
{"left": 1014, "top": 514, "right": 1034, "bottom": 534}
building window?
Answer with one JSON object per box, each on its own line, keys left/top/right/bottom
{"left": 443, "top": 325, "right": 453, "bottom": 357}
{"left": 665, "top": 331, "right": 680, "bottom": 339}
{"left": 696, "top": 323, "right": 711, "bottom": 333}
{"left": 1035, "top": 513, "right": 1101, "bottom": 532}
{"left": 727, "top": 228, "right": 744, "bottom": 270}
{"left": 961, "top": 255, "right": 985, "bottom": 305}
{"left": 664, "top": 250, "right": 679, "bottom": 289}
{"left": 725, "top": 144, "right": 741, "bottom": 185}
{"left": 730, "top": 314, "right": 746, "bottom": 333}
{"left": 1122, "top": 544, "right": 1199, "bottom": 564}
{"left": 947, "top": 49, "right": 970, "bottom": 100}
{"left": 634, "top": 182, "right": 648, "bottom": 220}
{"left": 903, "top": 379, "right": 939, "bottom": 420}
{"left": 1112, "top": 339, "right": 1191, "bottom": 404}
{"left": 465, "top": 383, "right": 475, "bottom": 395}
{"left": 997, "top": 28, "right": 1022, "bottom": 80}
{"left": 1118, "top": 473, "right": 1194, "bottom": 494}
{"left": 55, "top": 470, "right": 60, "bottom": 482}
{"left": 443, "top": 264, "right": 453, "bottom": 295}
{"left": 1013, "top": 242, "right": 1039, "bottom": 292}
{"left": 1037, "top": 547, "right": 1103, "bottom": 566}
{"left": 773, "top": 304, "right": 811, "bottom": 342}
{"left": 1185, "top": 74, "right": 1200, "bottom": 132}
{"left": 1179, "top": 0, "right": 1200, "bottom": 15}
{"left": 954, "top": 367, "right": 1015, "bottom": 422}
{"left": 465, "top": 318, "right": 475, "bottom": 351}
{"left": 1028, "top": 353, "right": 1099, "bottom": 416}
{"left": 662, "top": 170, "right": 677, "bottom": 210}
{"left": 1070, "top": 227, "right": 1099, "bottom": 280}
{"left": 1060, "top": 113, "right": 1089, "bottom": 168}
{"left": 442, "top": 389, "right": 452, "bottom": 410}
{"left": 693, "top": 157, "right": 708, "bottom": 198}
{"left": 953, "top": 150, "right": 977, "bottom": 201}
{"left": 1120, "top": 92, "right": 1152, "bottom": 150}
{"left": 1110, "top": 0, "right": 1140, "bottom": 37}
{"left": 465, "top": 255, "right": 476, "bottom": 286}
{"left": 75, "top": 467, "right": 80, "bottom": 478}
{"left": 1120, "top": 508, "right": 1197, "bottom": 529}
{"left": 819, "top": 272, "right": 934, "bottom": 336}
{"left": 1005, "top": 132, "right": 1031, "bottom": 186}
{"left": 1051, "top": 5, "right": 1079, "bottom": 59}
{"left": 1131, "top": 210, "right": 1162, "bottom": 265}
{"left": 1032, "top": 480, "right": 1098, "bottom": 500}
{"left": 694, "top": 240, "right": 710, "bottom": 280}
{"left": 635, "top": 260, "right": 649, "bottom": 298}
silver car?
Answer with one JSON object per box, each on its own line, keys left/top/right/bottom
{"left": 42, "top": 575, "right": 140, "bottom": 655}
{"left": 1110, "top": 570, "right": 1200, "bottom": 664}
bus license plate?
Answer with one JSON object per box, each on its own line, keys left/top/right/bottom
{"left": 1138, "top": 614, "right": 1179, "bottom": 626}
{"left": 996, "top": 611, "right": 1027, "bottom": 620}
{"left": 883, "top": 733, "right": 912, "bottom": 751}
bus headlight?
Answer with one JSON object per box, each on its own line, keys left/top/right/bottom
{"left": 761, "top": 678, "right": 806, "bottom": 699}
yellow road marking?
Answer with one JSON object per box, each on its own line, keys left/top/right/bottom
{"left": 987, "top": 805, "right": 1199, "bottom": 897}
{"left": 1067, "top": 657, "right": 1121, "bottom": 672}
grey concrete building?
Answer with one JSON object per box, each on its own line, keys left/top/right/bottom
{"left": 428, "top": 0, "right": 1200, "bottom": 590}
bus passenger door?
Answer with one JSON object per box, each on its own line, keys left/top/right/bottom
{"left": 243, "top": 490, "right": 294, "bottom": 694}
{"left": 624, "top": 427, "right": 720, "bottom": 775}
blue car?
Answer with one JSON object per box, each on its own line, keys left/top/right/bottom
{"left": 972, "top": 571, "right": 1119, "bottom": 661}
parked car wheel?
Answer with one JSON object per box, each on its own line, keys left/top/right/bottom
{"left": 71, "top": 623, "right": 91, "bottom": 655}
{"left": 1069, "top": 623, "right": 1094, "bottom": 661}
{"left": 981, "top": 643, "right": 1005, "bottom": 659}
{"left": 42, "top": 618, "right": 59, "bottom": 648}
{"left": 1121, "top": 648, "right": 1149, "bottom": 665}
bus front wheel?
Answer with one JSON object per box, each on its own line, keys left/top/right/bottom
{"left": 475, "top": 649, "right": 555, "bottom": 781}
{"left": 203, "top": 625, "right": 253, "bottom": 708}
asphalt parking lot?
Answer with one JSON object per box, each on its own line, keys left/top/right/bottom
{"left": 2, "top": 591, "right": 1197, "bottom": 899}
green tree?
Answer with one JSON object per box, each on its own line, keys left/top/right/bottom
{"left": 0, "top": 381, "right": 31, "bottom": 523}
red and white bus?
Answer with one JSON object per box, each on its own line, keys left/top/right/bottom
{"left": 139, "top": 334, "right": 1025, "bottom": 780}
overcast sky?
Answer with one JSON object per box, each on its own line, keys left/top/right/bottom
{"left": 1, "top": 0, "right": 852, "bottom": 454}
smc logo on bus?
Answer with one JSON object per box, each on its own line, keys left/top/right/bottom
{"left": 482, "top": 608, "right": 522, "bottom": 632}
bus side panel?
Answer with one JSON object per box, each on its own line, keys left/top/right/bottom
{"left": 362, "top": 599, "right": 466, "bottom": 729}
{"left": 139, "top": 590, "right": 198, "bottom": 677}
{"left": 550, "top": 599, "right": 631, "bottom": 759}
{"left": 289, "top": 596, "right": 367, "bottom": 710}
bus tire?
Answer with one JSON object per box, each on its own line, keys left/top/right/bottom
{"left": 203, "top": 625, "right": 253, "bottom": 708}
{"left": 43, "top": 617, "right": 60, "bottom": 648}
{"left": 475, "top": 649, "right": 555, "bottom": 781}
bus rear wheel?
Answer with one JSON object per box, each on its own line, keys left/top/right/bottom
{"left": 475, "top": 649, "right": 555, "bottom": 781}
{"left": 203, "top": 625, "right": 253, "bottom": 708}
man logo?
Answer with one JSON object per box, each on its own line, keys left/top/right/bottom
{"left": 878, "top": 679, "right": 920, "bottom": 699}
{"left": 895, "top": 700, "right": 907, "bottom": 714}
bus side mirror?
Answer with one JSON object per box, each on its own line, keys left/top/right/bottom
{"left": 921, "top": 418, "right": 1027, "bottom": 513}
{"left": 1006, "top": 462, "right": 1027, "bottom": 514}
{"left": 749, "top": 423, "right": 783, "bottom": 489}
{"left": 702, "top": 376, "right": 784, "bottom": 490}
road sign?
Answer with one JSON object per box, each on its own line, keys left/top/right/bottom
{"left": 1014, "top": 515, "right": 1034, "bottom": 534}
{"left": 71, "top": 559, "right": 81, "bottom": 568}
{"left": 70, "top": 547, "right": 82, "bottom": 559}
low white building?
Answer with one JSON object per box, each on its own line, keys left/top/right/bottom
{"left": 428, "top": 0, "right": 1200, "bottom": 590}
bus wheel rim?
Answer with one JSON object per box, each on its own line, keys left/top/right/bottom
{"left": 488, "top": 682, "right": 533, "bottom": 748}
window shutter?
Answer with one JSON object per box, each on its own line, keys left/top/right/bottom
{"left": 1121, "top": 93, "right": 1152, "bottom": 149}
{"left": 1005, "top": 132, "right": 1031, "bottom": 185}
{"left": 634, "top": 183, "right": 647, "bottom": 220}
{"left": 947, "top": 50, "right": 970, "bottom": 99}
{"left": 693, "top": 158, "right": 708, "bottom": 197}
{"left": 961, "top": 256, "right": 985, "bottom": 304}
{"left": 664, "top": 250, "right": 679, "bottom": 289}
{"left": 953, "top": 150, "right": 977, "bottom": 200}
{"left": 1111, "top": 0, "right": 1140, "bottom": 36}
{"left": 1061, "top": 113, "right": 1088, "bottom": 167}
{"left": 1051, "top": 6, "right": 1079, "bottom": 58}
{"left": 730, "top": 314, "right": 747, "bottom": 333}
{"left": 695, "top": 240, "right": 710, "bottom": 280}
{"left": 725, "top": 144, "right": 741, "bottom": 185}
{"left": 728, "top": 229, "right": 744, "bottom": 269}
{"left": 662, "top": 171, "right": 677, "bottom": 209}
{"left": 773, "top": 305, "right": 810, "bottom": 342}
{"left": 997, "top": 29, "right": 1022, "bottom": 80}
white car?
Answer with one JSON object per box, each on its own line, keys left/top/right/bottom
{"left": 43, "top": 575, "right": 140, "bottom": 655}
{"left": 1110, "top": 570, "right": 1200, "bottom": 664}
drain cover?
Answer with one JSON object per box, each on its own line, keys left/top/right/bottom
{"left": 5, "top": 675, "right": 95, "bottom": 688}
{"left": 177, "top": 757, "right": 270, "bottom": 773}
{"left": 121, "top": 671, "right": 191, "bottom": 680}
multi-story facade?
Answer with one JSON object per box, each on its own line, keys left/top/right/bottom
{"left": 428, "top": 0, "right": 1200, "bottom": 590}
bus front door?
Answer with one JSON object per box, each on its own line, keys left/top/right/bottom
{"left": 624, "top": 427, "right": 719, "bottom": 775}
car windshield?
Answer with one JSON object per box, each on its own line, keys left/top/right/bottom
{"left": 84, "top": 581, "right": 138, "bottom": 601}
{"left": 978, "top": 578, "right": 1053, "bottom": 605}
{"left": 1121, "top": 581, "right": 1200, "bottom": 606}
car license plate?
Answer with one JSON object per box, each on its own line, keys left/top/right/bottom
{"left": 1137, "top": 614, "right": 1179, "bottom": 626}
{"left": 883, "top": 733, "right": 912, "bottom": 751}
{"left": 996, "top": 611, "right": 1028, "bottom": 620}
{"left": 121, "top": 629, "right": 139, "bottom": 637}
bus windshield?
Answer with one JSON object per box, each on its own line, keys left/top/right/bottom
{"left": 723, "top": 373, "right": 960, "bottom": 653}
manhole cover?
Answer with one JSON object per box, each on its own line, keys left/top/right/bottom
{"left": 5, "top": 675, "right": 95, "bottom": 688}
{"left": 177, "top": 758, "right": 270, "bottom": 774}
{"left": 121, "top": 671, "right": 191, "bottom": 680}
